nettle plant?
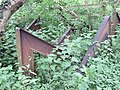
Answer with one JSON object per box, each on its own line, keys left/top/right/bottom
{"left": 33, "top": 35, "right": 92, "bottom": 89}
{"left": 32, "top": 26, "right": 120, "bottom": 90}
{"left": 0, "top": 63, "right": 39, "bottom": 90}
{"left": 0, "top": 0, "right": 10, "bottom": 9}
{"left": 0, "top": 20, "right": 17, "bottom": 66}
{"left": 82, "top": 26, "right": 120, "bottom": 90}
{"left": 0, "top": 0, "right": 119, "bottom": 90}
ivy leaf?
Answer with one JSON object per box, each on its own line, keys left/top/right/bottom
{"left": 61, "top": 61, "right": 71, "bottom": 69}
{"left": 71, "top": 57, "right": 78, "bottom": 62}
{"left": 50, "top": 64, "right": 56, "bottom": 71}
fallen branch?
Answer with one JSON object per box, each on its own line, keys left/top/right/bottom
{"left": 57, "top": 6, "right": 78, "bottom": 18}
{"left": 64, "top": 1, "right": 109, "bottom": 8}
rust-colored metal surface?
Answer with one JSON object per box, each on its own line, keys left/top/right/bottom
{"left": 16, "top": 27, "right": 73, "bottom": 73}
{"left": 16, "top": 28, "right": 55, "bottom": 72}
{"left": 16, "top": 11, "right": 120, "bottom": 75}
{"left": 58, "top": 28, "right": 74, "bottom": 44}
{"left": 26, "top": 18, "right": 41, "bottom": 30}
{"left": 111, "top": 11, "right": 120, "bottom": 34}
{"left": 81, "top": 16, "right": 111, "bottom": 66}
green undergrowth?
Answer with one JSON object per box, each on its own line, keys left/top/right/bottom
{"left": 84, "top": 26, "right": 120, "bottom": 90}
{"left": 0, "top": 0, "right": 120, "bottom": 90}
{"left": 0, "top": 26, "right": 120, "bottom": 90}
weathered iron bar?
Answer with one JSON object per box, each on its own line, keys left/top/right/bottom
{"left": 58, "top": 28, "right": 74, "bottom": 44}
{"left": 26, "top": 18, "right": 41, "bottom": 30}
{"left": 81, "top": 16, "right": 111, "bottom": 66}
{"left": 111, "top": 11, "right": 120, "bottom": 34}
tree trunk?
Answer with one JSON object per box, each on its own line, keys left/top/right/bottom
{"left": 0, "top": 0, "right": 26, "bottom": 33}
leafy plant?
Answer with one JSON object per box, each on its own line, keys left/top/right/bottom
{"left": 0, "top": 0, "right": 120, "bottom": 90}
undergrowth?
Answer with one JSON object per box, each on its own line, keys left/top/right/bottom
{"left": 0, "top": 0, "right": 120, "bottom": 90}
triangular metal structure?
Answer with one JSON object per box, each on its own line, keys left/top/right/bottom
{"left": 16, "top": 27, "right": 73, "bottom": 75}
{"left": 16, "top": 28, "right": 55, "bottom": 72}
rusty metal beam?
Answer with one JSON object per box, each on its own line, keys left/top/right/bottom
{"left": 16, "top": 28, "right": 55, "bottom": 72}
{"left": 81, "top": 16, "right": 111, "bottom": 66}
{"left": 58, "top": 28, "right": 74, "bottom": 44}
{"left": 81, "top": 12, "right": 120, "bottom": 66}
{"left": 26, "top": 18, "right": 41, "bottom": 30}
{"left": 16, "top": 26, "right": 73, "bottom": 74}
{"left": 16, "top": 12, "right": 120, "bottom": 75}
{"left": 111, "top": 11, "right": 120, "bottom": 34}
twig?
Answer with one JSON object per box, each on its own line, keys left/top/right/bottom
{"left": 64, "top": 1, "right": 109, "bottom": 8}
{"left": 57, "top": 6, "right": 78, "bottom": 18}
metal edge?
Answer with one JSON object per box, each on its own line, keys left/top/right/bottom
{"left": 16, "top": 27, "right": 23, "bottom": 66}
{"left": 58, "top": 28, "right": 73, "bottom": 44}
{"left": 81, "top": 16, "right": 110, "bottom": 66}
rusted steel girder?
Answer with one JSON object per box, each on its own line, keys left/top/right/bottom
{"left": 81, "top": 16, "right": 111, "bottom": 66}
{"left": 16, "top": 27, "right": 73, "bottom": 74}
{"left": 81, "top": 12, "right": 120, "bottom": 66}
{"left": 81, "top": 11, "right": 120, "bottom": 65}
{"left": 16, "top": 28, "right": 55, "bottom": 72}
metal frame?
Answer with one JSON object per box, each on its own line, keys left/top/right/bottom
{"left": 16, "top": 28, "right": 55, "bottom": 72}
{"left": 16, "top": 12, "right": 120, "bottom": 75}
{"left": 16, "top": 27, "right": 73, "bottom": 73}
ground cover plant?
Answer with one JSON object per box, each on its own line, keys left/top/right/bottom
{"left": 0, "top": 0, "right": 120, "bottom": 90}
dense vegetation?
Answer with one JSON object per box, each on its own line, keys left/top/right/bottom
{"left": 0, "top": 0, "right": 120, "bottom": 90}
